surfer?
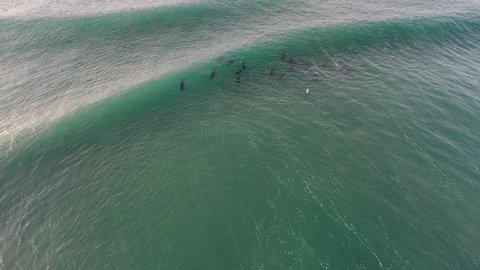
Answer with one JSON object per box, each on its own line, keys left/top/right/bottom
{"left": 269, "top": 68, "right": 275, "bottom": 76}
{"left": 235, "top": 69, "right": 242, "bottom": 75}
{"left": 236, "top": 74, "right": 241, "bottom": 83}
{"left": 210, "top": 69, "right": 216, "bottom": 79}
{"left": 180, "top": 79, "right": 185, "bottom": 91}
{"left": 241, "top": 60, "right": 246, "bottom": 70}
{"left": 281, "top": 53, "right": 286, "bottom": 61}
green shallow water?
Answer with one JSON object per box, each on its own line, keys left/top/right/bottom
{"left": 1, "top": 1, "right": 480, "bottom": 269}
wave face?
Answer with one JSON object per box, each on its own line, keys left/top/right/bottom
{"left": 1, "top": 0, "right": 480, "bottom": 269}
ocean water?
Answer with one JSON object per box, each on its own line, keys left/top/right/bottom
{"left": 1, "top": 0, "right": 480, "bottom": 269}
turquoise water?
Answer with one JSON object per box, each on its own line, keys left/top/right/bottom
{"left": 1, "top": 1, "right": 480, "bottom": 269}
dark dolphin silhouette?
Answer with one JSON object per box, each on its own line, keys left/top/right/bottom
{"left": 180, "top": 79, "right": 185, "bottom": 91}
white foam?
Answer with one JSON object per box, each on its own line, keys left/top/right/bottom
{"left": 0, "top": 0, "right": 202, "bottom": 19}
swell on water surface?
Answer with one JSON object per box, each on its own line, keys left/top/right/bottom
{"left": 3, "top": 12, "right": 480, "bottom": 159}
{"left": 2, "top": 11, "right": 479, "bottom": 150}
{"left": 1, "top": 0, "right": 479, "bottom": 146}
{"left": 1, "top": 3, "right": 480, "bottom": 268}
{"left": 0, "top": 12, "right": 479, "bottom": 167}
